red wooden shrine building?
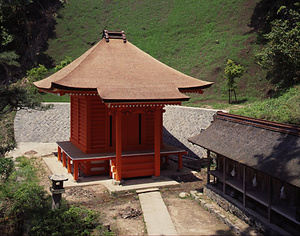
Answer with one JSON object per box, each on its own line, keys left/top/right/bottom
{"left": 35, "top": 31, "right": 213, "bottom": 182}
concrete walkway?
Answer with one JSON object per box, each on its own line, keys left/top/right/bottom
{"left": 138, "top": 188, "right": 178, "bottom": 235}
{"left": 43, "top": 155, "right": 182, "bottom": 191}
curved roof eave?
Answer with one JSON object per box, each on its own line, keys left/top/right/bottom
{"left": 34, "top": 37, "right": 213, "bottom": 102}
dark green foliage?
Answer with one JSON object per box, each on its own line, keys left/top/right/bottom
{"left": 0, "top": 80, "right": 43, "bottom": 154}
{"left": 0, "top": 156, "right": 110, "bottom": 236}
{"left": 30, "top": 203, "right": 102, "bottom": 236}
{"left": 0, "top": 84, "right": 42, "bottom": 115}
{"left": 0, "top": 0, "right": 62, "bottom": 83}
{"left": 0, "top": 157, "right": 14, "bottom": 182}
{"left": 0, "top": 111, "right": 16, "bottom": 156}
{"left": 0, "top": 156, "right": 51, "bottom": 235}
{"left": 250, "top": 0, "right": 298, "bottom": 37}
{"left": 256, "top": 3, "right": 300, "bottom": 88}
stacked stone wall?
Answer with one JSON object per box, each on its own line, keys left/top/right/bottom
{"left": 14, "top": 103, "right": 218, "bottom": 159}
{"left": 14, "top": 103, "right": 70, "bottom": 143}
{"left": 163, "top": 106, "right": 218, "bottom": 158}
{"left": 204, "top": 187, "right": 284, "bottom": 235}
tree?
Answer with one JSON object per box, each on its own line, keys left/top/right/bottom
{"left": 225, "top": 59, "right": 244, "bottom": 104}
{"left": 0, "top": 0, "right": 62, "bottom": 84}
{"left": 256, "top": 3, "right": 300, "bottom": 88}
{"left": 0, "top": 19, "right": 20, "bottom": 82}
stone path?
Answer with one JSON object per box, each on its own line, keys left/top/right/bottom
{"left": 137, "top": 188, "right": 178, "bottom": 235}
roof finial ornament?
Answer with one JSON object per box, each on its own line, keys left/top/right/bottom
{"left": 102, "top": 30, "right": 127, "bottom": 43}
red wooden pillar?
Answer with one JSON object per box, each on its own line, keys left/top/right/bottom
{"left": 74, "top": 161, "right": 79, "bottom": 181}
{"left": 115, "top": 111, "right": 122, "bottom": 181}
{"left": 62, "top": 152, "right": 67, "bottom": 167}
{"left": 154, "top": 108, "right": 162, "bottom": 176}
{"left": 57, "top": 146, "right": 61, "bottom": 162}
{"left": 67, "top": 156, "right": 71, "bottom": 173}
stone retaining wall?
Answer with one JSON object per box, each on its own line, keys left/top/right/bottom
{"left": 204, "top": 186, "right": 284, "bottom": 235}
{"left": 14, "top": 103, "right": 218, "bottom": 158}
{"left": 14, "top": 103, "right": 70, "bottom": 143}
{"left": 163, "top": 106, "right": 218, "bottom": 158}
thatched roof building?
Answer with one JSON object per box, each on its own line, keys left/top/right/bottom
{"left": 189, "top": 111, "right": 300, "bottom": 188}
{"left": 189, "top": 111, "right": 300, "bottom": 235}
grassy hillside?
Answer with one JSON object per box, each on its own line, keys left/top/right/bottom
{"left": 231, "top": 85, "right": 300, "bottom": 125}
{"left": 46, "top": 0, "right": 270, "bottom": 106}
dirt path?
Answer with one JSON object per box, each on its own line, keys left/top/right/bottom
{"left": 31, "top": 153, "right": 237, "bottom": 235}
{"left": 161, "top": 173, "right": 236, "bottom": 235}
{"left": 163, "top": 194, "right": 235, "bottom": 235}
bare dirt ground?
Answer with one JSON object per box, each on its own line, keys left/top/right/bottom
{"left": 31, "top": 153, "right": 236, "bottom": 235}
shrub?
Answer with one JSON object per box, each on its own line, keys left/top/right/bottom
{"left": 0, "top": 156, "right": 50, "bottom": 235}
{"left": 0, "top": 156, "right": 110, "bottom": 235}
{"left": 0, "top": 157, "right": 14, "bottom": 182}
{"left": 224, "top": 59, "right": 244, "bottom": 103}
{"left": 26, "top": 64, "right": 48, "bottom": 83}
{"left": 30, "top": 203, "right": 103, "bottom": 236}
{"left": 54, "top": 56, "right": 72, "bottom": 72}
{"left": 256, "top": 4, "right": 300, "bottom": 88}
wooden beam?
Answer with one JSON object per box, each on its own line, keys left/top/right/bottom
{"left": 207, "top": 150, "right": 211, "bottom": 185}
{"left": 115, "top": 111, "right": 122, "bottom": 181}
{"left": 268, "top": 177, "right": 272, "bottom": 223}
{"left": 154, "top": 109, "right": 162, "bottom": 176}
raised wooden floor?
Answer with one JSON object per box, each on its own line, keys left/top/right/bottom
{"left": 57, "top": 141, "right": 187, "bottom": 180}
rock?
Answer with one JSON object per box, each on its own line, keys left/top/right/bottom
{"left": 179, "top": 192, "right": 189, "bottom": 198}
{"left": 119, "top": 206, "right": 142, "bottom": 219}
{"left": 24, "top": 150, "right": 38, "bottom": 156}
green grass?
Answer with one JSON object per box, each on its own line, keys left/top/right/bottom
{"left": 44, "top": 0, "right": 300, "bottom": 124}
{"left": 41, "top": 93, "right": 70, "bottom": 102}
{"left": 231, "top": 86, "right": 300, "bottom": 125}
{"left": 47, "top": 0, "right": 268, "bottom": 102}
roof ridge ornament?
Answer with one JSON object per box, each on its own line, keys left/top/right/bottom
{"left": 103, "top": 30, "right": 126, "bottom": 43}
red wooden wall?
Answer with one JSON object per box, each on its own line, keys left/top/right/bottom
{"left": 70, "top": 95, "right": 161, "bottom": 154}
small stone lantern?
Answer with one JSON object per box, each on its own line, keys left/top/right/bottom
{"left": 49, "top": 174, "right": 68, "bottom": 210}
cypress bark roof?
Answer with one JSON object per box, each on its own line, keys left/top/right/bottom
{"left": 188, "top": 112, "right": 300, "bottom": 188}
{"left": 34, "top": 31, "right": 213, "bottom": 103}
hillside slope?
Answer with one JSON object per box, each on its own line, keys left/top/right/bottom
{"left": 46, "top": 0, "right": 270, "bottom": 103}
